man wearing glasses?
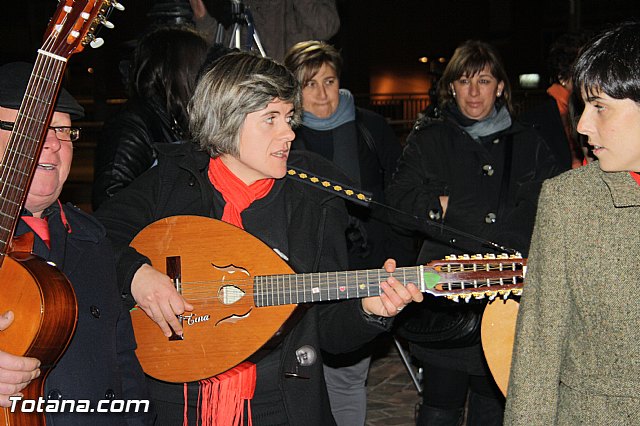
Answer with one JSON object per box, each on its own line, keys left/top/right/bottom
{"left": 0, "top": 62, "right": 152, "bottom": 425}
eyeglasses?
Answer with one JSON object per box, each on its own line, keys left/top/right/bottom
{"left": 0, "top": 120, "right": 81, "bottom": 142}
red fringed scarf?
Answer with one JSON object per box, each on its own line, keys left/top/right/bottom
{"left": 631, "top": 171, "right": 640, "bottom": 186}
{"left": 182, "top": 157, "right": 274, "bottom": 426}
{"left": 207, "top": 156, "right": 275, "bottom": 229}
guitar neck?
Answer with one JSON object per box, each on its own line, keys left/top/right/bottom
{"left": 0, "top": 54, "right": 67, "bottom": 255}
{"left": 254, "top": 266, "right": 425, "bottom": 306}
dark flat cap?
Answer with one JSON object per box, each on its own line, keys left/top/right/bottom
{"left": 0, "top": 62, "right": 84, "bottom": 120}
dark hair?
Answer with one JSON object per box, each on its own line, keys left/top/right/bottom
{"left": 129, "top": 26, "right": 209, "bottom": 134}
{"left": 547, "top": 32, "right": 590, "bottom": 84}
{"left": 437, "top": 40, "right": 512, "bottom": 112}
{"left": 574, "top": 21, "right": 640, "bottom": 103}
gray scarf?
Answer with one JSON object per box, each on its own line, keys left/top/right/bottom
{"left": 463, "top": 105, "right": 512, "bottom": 140}
{"left": 302, "top": 89, "right": 356, "bottom": 130}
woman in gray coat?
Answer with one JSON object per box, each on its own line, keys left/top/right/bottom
{"left": 504, "top": 20, "right": 640, "bottom": 425}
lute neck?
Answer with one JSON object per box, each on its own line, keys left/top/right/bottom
{"left": 254, "top": 266, "right": 424, "bottom": 307}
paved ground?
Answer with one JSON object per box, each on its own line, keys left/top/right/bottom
{"left": 366, "top": 335, "right": 422, "bottom": 426}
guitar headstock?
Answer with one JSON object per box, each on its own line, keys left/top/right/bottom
{"left": 422, "top": 253, "right": 526, "bottom": 302}
{"left": 43, "top": 0, "right": 125, "bottom": 59}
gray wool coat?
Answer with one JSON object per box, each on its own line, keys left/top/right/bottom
{"left": 504, "top": 162, "right": 640, "bottom": 425}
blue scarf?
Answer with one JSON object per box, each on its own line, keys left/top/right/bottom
{"left": 302, "top": 89, "right": 356, "bottom": 131}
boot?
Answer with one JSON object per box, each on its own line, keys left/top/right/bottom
{"left": 416, "top": 404, "right": 464, "bottom": 426}
{"left": 465, "top": 391, "right": 504, "bottom": 426}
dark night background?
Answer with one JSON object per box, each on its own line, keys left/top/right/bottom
{"left": 2, "top": 0, "right": 640, "bottom": 104}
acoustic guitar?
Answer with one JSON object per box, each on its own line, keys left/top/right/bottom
{"left": 129, "top": 215, "right": 526, "bottom": 383}
{"left": 0, "top": 2, "right": 120, "bottom": 424}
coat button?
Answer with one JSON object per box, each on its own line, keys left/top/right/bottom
{"left": 482, "top": 164, "right": 494, "bottom": 176}
{"left": 90, "top": 305, "right": 100, "bottom": 318}
{"left": 428, "top": 209, "right": 441, "bottom": 220}
{"left": 492, "top": 138, "right": 500, "bottom": 144}
{"left": 295, "top": 345, "right": 317, "bottom": 367}
{"left": 47, "top": 389, "right": 62, "bottom": 400}
{"left": 105, "top": 389, "right": 116, "bottom": 400}
{"left": 485, "top": 212, "right": 497, "bottom": 223}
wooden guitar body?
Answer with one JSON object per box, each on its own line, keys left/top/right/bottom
{"left": 0, "top": 252, "right": 77, "bottom": 426}
{"left": 481, "top": 298, "right": 520, "bottom": 396}
{"left": 130, "top": 216, "right": 298, "bottom": 383}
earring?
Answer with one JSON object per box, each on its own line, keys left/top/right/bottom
{"left": 497, "top": 91, "right": 502, "bottom": 97}
{"left": 451, "top": 89, "right": 457, "bottom": 97}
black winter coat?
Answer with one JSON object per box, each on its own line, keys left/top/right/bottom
{"left": 94, "top": 143, "right": 392, "bottom": 425}
{"left": 387, "top": 110, "right": 563, "bottom": 262}
{"left": 17, "top": 203, "right": 151, "bottom": 425}
{"left": 386, "top": 108, "right": 562, "bottom": 373}
{"left": 92, "top": 99, "right": 183, "bottom": 210}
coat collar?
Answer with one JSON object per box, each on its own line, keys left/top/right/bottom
{"left": 601, "top": 168, "right": 640, "bottom": 207}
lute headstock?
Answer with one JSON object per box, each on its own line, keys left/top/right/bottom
{"left": 422, "top": 253, "right": 526, "bottom": 302}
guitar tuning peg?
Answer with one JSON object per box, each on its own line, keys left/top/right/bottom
{"left": 90, "top": 37, "right": 105, "bottom": 49}
{"left": 100, "top": 17, "right": 115, "bottom": 29}
{"left": 111, "top": 0, "right": 125, "bottom": 11}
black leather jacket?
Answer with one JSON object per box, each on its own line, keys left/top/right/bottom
{"left": 92, "top": 98, "right": 184, "bottom": 210}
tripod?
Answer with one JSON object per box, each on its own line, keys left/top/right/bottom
{"left": 215, "top": 0, "right": 267, "bottom": 57}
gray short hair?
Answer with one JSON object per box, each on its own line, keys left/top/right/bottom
{"left": 188, "top": 52, "right": 301, "bottom": 158}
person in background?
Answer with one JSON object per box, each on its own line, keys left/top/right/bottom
{"left": 520, "top": 31, "right": 590, "bottom": 170}
{"left": 386, "top": 40, "right": 561, "bottom": 425}
{"left": 94, "top": 51, "right": 423, "bottom": 426}
{"left": 504, "top": 20, "right": 640, "bottom": 425}
{"left": 92, "top": 25, "right": 209, "bottom": 210}
{"left": 284, "top": 40, "right": 416, "bottom": 426}
{"left": 0, "top": 62, "right": 152, "bottom": 425}
{"left": 188, "top": 0, "right": 340, "bottom": 61}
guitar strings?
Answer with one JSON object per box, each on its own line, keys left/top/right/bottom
{"left": 0, "top": 29, "right": 64, "bottom": 246}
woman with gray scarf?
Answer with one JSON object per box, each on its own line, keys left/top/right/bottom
{"left": 386, "top": 40, "right": 562, "bottom": 425}
{"left": 285, "top": 40, "right": 415, "bottom": 426}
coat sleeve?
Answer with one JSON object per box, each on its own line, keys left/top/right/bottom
{"left": 312, "top": 197, "right": 392, "bottom": 354}
{"left": 115, "top": 303, "right": 154, "bottom": 425}
{"left": 92, "top": 111, "right": 157, "bottom": 210}
{"left": 94, "top": 168, "right": 162, "bottom": 309}
{"left": 504, "top": 180, "right": 571, "bottom": 425}
{"left": 385, "top": 129, "right": 448, "bottom": 233}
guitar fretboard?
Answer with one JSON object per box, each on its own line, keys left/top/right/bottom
{"left": 253, "top": 266, "right": 424, "bottom": 307}
{"left": 0, "top": 54, "right": 66, "bottom": 256}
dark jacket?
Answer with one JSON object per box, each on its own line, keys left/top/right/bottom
{"left": 387, "top": 109, "right": 562, "bottom": 262}
{"left": 293, "top": 108, "right": 416, "bottom": 268}
{"left": 92, "top": 98, "right": 183, "bottom": 210}
{"left": 17, "top": 203, "right": 151, "bottom": 426}
{"left": 386, "top": 107, "right": 562, "bottom": 373}
{"left": 94, "top": 143, "right": 392, "bottom": 425}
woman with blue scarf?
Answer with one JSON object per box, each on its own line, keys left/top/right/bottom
{"left": 386, "top": 40, "right": 562, "bottom": 425}
{"left": 285, "top": 41, "right": 415, "bottom": 426}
